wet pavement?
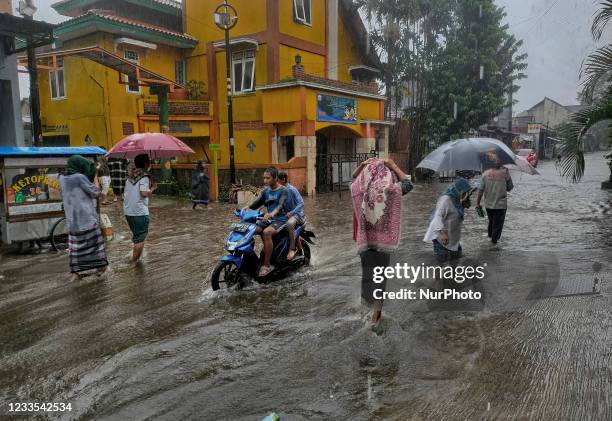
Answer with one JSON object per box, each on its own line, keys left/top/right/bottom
{"left": 1, "top": 152, "right": 611, "bottom": 420}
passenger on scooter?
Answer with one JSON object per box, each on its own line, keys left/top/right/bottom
{"left": 278, "top": 171, "right": 305, "bottom": 261}
{"left": 244, "top": 167, "right": 288, "bottom": 277}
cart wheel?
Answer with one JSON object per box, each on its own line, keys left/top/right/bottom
{"left": 50, "top": 217, "right": 69, "bottom": 252}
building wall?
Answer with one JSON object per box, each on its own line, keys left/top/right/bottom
{"left": 0, "top": 39, "right": 25, "bottom": 147}
{"left": 39, "top": 32, "right": 184, "bottom": 149}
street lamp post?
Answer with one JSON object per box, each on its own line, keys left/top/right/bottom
{"left": 214, "top": 1, "right": 238, "bottom": 184}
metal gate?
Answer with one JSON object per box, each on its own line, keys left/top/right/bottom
{"left": 315, "top": 152, "right": 378, "bottom": 194}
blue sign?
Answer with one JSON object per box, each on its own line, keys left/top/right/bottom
{"left": 316, "top": 94, "right": 358, "bottom": 124}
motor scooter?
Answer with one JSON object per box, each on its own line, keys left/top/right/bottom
{"left": 210, "top": 209, "right": 315, "bottom": 290}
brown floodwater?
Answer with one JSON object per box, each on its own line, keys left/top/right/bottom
{"left": 0, "top": 152, "right": 611, "bottom": 420}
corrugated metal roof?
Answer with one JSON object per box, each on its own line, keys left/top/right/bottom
{"left": 0, "top": 147, "right": 106, "bottom": 157}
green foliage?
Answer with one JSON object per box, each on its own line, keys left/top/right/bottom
{"left": 186, "top": 80, "right": 206, "bottom": 100}
{"left": 557, "top": 87, "right": 612, "bottom": 182}
{"left": 218, "top": 184, "right": 231, "bottom": 203}
{"left": 356, "top": 0, "right": 527, "bottom": 172}
{"left": 155, "top": 177, "right": 191, "bottom": 199}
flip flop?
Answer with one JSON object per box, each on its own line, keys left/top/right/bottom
{"left": 258, "top": 265, "right": 274, "bottom": 277}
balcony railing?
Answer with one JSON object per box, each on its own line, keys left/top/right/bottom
{"left": 141, "top": 99, "right": 212, "bottom": 117}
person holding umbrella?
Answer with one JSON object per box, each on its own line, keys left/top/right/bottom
{"left": 124, "top": 154, "right": 156, "bottom": 262}
{"left": 476, "top": 151, "right": 514, "bottom": 244}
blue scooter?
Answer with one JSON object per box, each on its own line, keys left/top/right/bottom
{"left": 210, "top": 209, "right": 316, "bottom": 290}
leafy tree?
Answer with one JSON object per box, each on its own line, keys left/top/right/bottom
{"left": 356, "top": 0, "right": 526, "bottom": 174}
{"left": 557, "top": 0, "right": 612, "bottom": 182}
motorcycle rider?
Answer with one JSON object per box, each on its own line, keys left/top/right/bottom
{"left": 278, "top": 171, "right": 305, "bottom": 260}
{"left": 244, "top": 167, "right": 288, "bottom": 277}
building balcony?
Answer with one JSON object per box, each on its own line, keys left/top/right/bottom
{"left": 137, "top": 98, "right": 213, "bottom": 137}
{"left": 140, "top": 98, "right": 213, "bottom": 118}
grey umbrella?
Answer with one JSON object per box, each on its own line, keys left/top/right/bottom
{"left": 417, "top": 137, "right": 517, "bottom": 172}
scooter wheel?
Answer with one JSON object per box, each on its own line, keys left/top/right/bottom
{"left": 210, "top": 261, "right": 240, "bottom": 291}
{"left": 301, "top": 241, "right": 311, "bottom": 265}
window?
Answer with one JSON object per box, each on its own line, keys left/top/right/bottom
{"left": 175, "top": 60, "right": 186, "bottom": 85}
{"left": 124, "top": 50, "right": 141, "bottom": 93}
{"left": 293, "top": 0, "right": 311, "bottom": 25}
{"left": 232, "top": 50, "right": 255, "bottom": 94}
{"left": 49, "top": 59, "right": 66, "bottom": 99}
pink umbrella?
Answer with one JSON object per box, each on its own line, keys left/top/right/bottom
{"left": 505, "top": 155, "right": 539, "bottom": 175}
{"left": 106, "top": 132, "right": 195, "bottom": 159}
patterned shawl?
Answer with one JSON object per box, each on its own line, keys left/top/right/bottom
{"left": 351, "top": 159, "right": 402, "bottom": 251}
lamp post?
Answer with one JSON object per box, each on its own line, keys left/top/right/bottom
{"left": 214, "top": 1, "right": 238, "bottom": 184}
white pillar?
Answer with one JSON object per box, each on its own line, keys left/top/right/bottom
{"left": 327, "top": 0, "right": 338, "bottom": 80}
{"left": 294, "top": 135, "right": 317, "bottom": 196}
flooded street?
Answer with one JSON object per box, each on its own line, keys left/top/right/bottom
{"left": 1, "top": 152, "right": 611, "bottom": 420}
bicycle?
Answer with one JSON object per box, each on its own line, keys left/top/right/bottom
{"left": 49, "top": 216, "right": 69, "bottom": 252}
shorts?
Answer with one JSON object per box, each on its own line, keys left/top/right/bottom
{"left": 256, "top": 218, "right": 287, "bottom": 231}
{"left": 286, "top": 215, "right": 304, "bottom": 227}
{"left": 126, "top": 215, "right": 149, "bottom": 244}
{"left": 100, "top": 176, "right": 111, "bottom": 195}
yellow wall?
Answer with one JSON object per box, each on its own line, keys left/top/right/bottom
{"left": 184, "top": 0, "right": 267, "bottom": 57}
{"left": 261, "top": 87, "right": 302, "bottom": 123}
{"left": 218, "top": 124, "right": 270, "bottom": 164}
{"left": 337, "top": 11, "right": 363, "bottom": 83}
{"left": 279, "top": 45, "right": 325, "bottom": 79}
{"left": 279, "top": 0, "right": 326, "bottom": 46}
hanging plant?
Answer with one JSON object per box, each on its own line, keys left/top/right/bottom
{"left": 187, "top": 80, "right": 206, "bottom": 100}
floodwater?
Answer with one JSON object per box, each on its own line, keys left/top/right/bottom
{"left": 1, "top": 152, "right": 611, "bottom": 420}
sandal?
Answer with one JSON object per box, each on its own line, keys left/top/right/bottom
{"left": 286, "top": 248, "right": 297, "bottom": 261}
{"left": 258, "top": 265, "right": 274, "bottom": 277}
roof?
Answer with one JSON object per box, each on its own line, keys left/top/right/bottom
{"left": 0, "top": 13, "right": 55, "bottom": 54}
{"left": 52, "top": 0, "right": 181, "bottom": 17}
{"left": 0, "top": 146, "right": 106, "bottom": 157}
{"left": 19, "top": 46, "right": 186, "bottom": 89}
{"left": 565, "top": 104, "right": 588, "bottom": 113}
{"left": 54, "top": 10, "right": 197, "bottom": 48}
{"left": 339, "top": 0, "right": 382, "bottom": 70}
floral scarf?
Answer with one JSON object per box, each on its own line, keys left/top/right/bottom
{"left": 351, "top": 159, "right": 402, "bottom": 251}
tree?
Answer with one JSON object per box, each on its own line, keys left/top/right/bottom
{"left": 356, "top": 0, "right": 526, "bottom": 174}
{"left": 557, "top": 0, "right": 612, "bottom": 182}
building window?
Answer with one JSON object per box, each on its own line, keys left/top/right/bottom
{"left": 122, "top": 122, "right": 135, "bottom": 135}
{"left": 293, "top": 0, "right": 311, "bottom": 25}
{"left": 49, "top": 59, "right": 66, "bottom": 100}
{"left": 175, "top": 60, "right": 186, "bottom": 85}
{"left": 124, "top": 50, "right": 141, "bottom": 94}
{"left": 232, "top": 50, "right": 255, "bottom": 94}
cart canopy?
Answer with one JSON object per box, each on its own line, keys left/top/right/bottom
{"left": 0, "top": 147, "right": 106, "bottom": 157}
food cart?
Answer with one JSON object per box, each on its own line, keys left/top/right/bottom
{"left": 0, "top": 146, "right": 106, "bottom": 248}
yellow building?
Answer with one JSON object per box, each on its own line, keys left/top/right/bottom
{"left": 36, "top": 0, "right": 389, "bottom": 194}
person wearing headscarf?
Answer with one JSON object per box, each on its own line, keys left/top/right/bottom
{"left": 423, "top": 178, "right": 473, "bottom": 262}
{"left": 476, "top": 151, "right": 513, "bottom": 244}
{"left": 352, "top": 157, "right": 413, "bottom": 328}
{"left": 191, "top": 160, "right": 210, "bottom": 209}
{"left": 59, "top": 155, "right": 108, "bottom": 279}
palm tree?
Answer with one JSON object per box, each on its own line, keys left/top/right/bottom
{"left": 557, "top": 0, "right": 612, "bottom": 181}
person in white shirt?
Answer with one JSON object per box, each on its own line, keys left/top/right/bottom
{"left": 123, "top": 154, "right": 156, "bottom": 262}
{"left": 423, "top": 178, "right": 473, "bottom": 262}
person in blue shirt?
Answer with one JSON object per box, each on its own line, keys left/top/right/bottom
{"left": 278, "top": 171, "right": 305, "bottom": 260}
{"left": 244, "top": 167, "right": 288, "bottom": 276}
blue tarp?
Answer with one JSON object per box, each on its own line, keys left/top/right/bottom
{"left": 0, "top": 146, "right": 106, "bottom": 157}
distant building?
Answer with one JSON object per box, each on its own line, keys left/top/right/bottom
{"left": 513, "top": 97, "right": 576, "bottom": 133}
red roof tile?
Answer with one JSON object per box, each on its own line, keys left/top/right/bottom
{"left": 65, "top": 9, "right": 197, "bottom": 41}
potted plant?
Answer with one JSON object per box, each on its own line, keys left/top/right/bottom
{"left": 187, "top": 80, "right": 206, "bottom": 100}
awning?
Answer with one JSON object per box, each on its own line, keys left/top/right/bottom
{"left": 18, "top": 45, "right": 185, "bottom": 89}
{"left": 0, "top": 13, "right": 55, "bottom": 54}
{"left": 212, "top": 37, "right": 259, "bottom": 51}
